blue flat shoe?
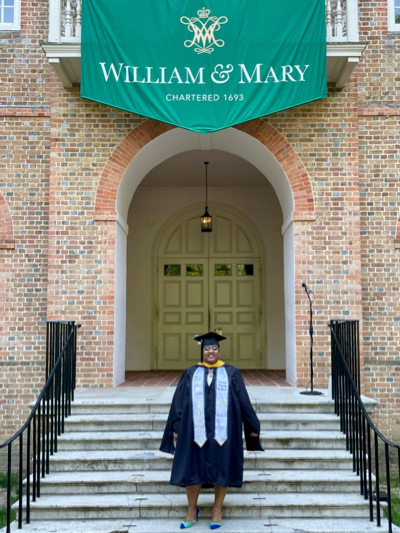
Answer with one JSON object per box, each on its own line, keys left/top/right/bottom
{"left": 210, "top": 522, "right": 221, "bottom": 530}
{"left": 180, "top": 506, "right": 199, "bottom": 529}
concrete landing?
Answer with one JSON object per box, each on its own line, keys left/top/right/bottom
{"left": 72, "top": 385, "right": 377, "bottom": 409}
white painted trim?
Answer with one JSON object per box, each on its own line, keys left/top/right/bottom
{"left": 48, "top": 0, "right": 61, "bottom": 42}
{"left": 48, "top": 58, "right": 72, "bottom": 88}
{"left": 282, "top": 214, "right": 293, "bottom": 236}
{"left": 388, "top": 0, "right": 400, "bottom": 32}
{"left": 0, "top": 0, "right": 21, "bottom": 31}
{"left": 113, "top": 217, "right": 128, "bottom": 386}
{"left": 336, "top": 57, "right": 360, "bottom": 90}
{"left": 345, "top": 0, "right": 360, "bottom": 41}
{"left": 117, "top": 212, "right": 129, "bottom": 235}
{"left": 283, "top": 220, "right": 296, "bottom": 386}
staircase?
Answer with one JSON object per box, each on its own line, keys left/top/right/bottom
{"left": 10, "top": 387, "right": 399, "bottom": 533}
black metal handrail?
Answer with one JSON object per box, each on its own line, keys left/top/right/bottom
{"left": 0, "top": 321, "right": 79, "bottom": 533}
{"left": 330, "top": 319, "right": 400, "bottom": 533}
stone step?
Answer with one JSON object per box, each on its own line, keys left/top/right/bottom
{"left": 68, "top": 392, "right": 377, "bottom": 417}
{"left": 3, "top": 517, "right": 400, "bottom": 533}
{"left": 21, "top": 492, "right": 376, "bottom": 520}
{"left": 56, "top": 430, "right": 347, "bottom": 451}
{"left": 47, "top": 449, "right": 354, "bottom": 471}
{"left": 70, "top": 399, "right": 337, "bottom": 415}
{"left": 63, "top": 412, "right": 341, "bottom": 432}
{"left": 34, "top": 469, "right": 363, "bottom": 495}
{"left": 14, "top": 389, "right": 383, "bottom": 532}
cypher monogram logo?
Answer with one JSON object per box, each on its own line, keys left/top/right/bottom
{"left": 180, "top": 7, "right": 228, "bottom": 55}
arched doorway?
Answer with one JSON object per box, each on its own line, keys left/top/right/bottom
{"left": 124, "top": 148, "right": 286, "bottom": 375}
{"left": 98, "top": 121, "right": 316, "bottom": 386}
{"left": 154, "top": 203, "right": 265, "bottom": 370}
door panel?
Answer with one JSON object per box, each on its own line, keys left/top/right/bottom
{"left": 164, "top": 226, "right": 182, "bottom": 254}
{"left": 214, "top": 312, "right": 233, "bottom": 324}
{"left": 237, "top": 312, "right": 255, "bottom": 325}
{"left": 163, "top": 334, "right": 181, "bottom": 361}
{"left": 186, "top": 218, "right": 204, "bottom": 254}
{"left": 163, "top": 313, "right": 181, "bottom": 325}
{"left": 186, "top": 280, "right": 204, "bottom": 307}
{"left": 186, "top": 312, "right": 204, "bottom": 325}
{"left": 237, "top": 279, "right": 255, "bottom": 307}
{"left": 158, "top": 259, "right": 209, "bottom": 369}
{"left": 237, "top": 227, "right": 254, "bottom": 253}
{"left": 214, "top": 280, "right": 233, "bottom": 308}
{"left": 214, "top": 216, "right": 232, "bottom": 254}
{"left": 209, "top": 258, "right": 260, "bottom": 369}
{"left": 163, "top": 281, "right": 181, "bottom": 307}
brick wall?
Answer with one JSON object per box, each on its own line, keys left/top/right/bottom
{"left": 358, "top": 114, "right": 400, "bottom": 438}
{"left": 46, "top": 82, "right": 146, "bottom": 388}
{"left": 1, "top": 1, "right": 400, "bottom": 446}
{"left": 357, "top": 1, "right": 400, "bottom": 439}
{"left": 0, "top": 114, "right": 50, "bottom": 443}
{"left": 264, "top": 82, "right": 363, "bottom": 389}
{"left": 0, "top": 2, "right": 51, "bottom": 447}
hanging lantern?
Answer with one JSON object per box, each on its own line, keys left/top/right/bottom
{"left": 201, "top": 162, "right": 212, "bottom": 233}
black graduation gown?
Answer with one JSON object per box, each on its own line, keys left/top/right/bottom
{"left": 160, "top": 364, "right": 263, "bottom": 487}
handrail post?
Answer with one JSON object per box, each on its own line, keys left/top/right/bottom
{"left": 362, "top": 416, "right": 367, "bottom": 498}
{"left": 7, "top": 445, "right": 12, "bottom": 533}
{"left": 18, "top": 433, "right": 23, "bottom": 528}
{"left": 32, "top": 415, "right": 36, "bottom": 502}
{"left": 375, "top": 433, "right": 381, "bottom": 527}
{"left": 37, "top": 403, "right": 41, "bottom": 497}
{"left": 367, "top": 425, "right": 373, "bottom": 521}
{"left": 26, "top": 423, "right": 31, "bottom": 523}
{"left": 386, "top": 443, "right": 392, "bottom": 533}
{"left": 398, "top": 447, "right": 400, "bottom": 485}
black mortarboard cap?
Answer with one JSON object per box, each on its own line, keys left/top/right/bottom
{"left": 194, "top": 332, "right": 227, "bottom": 362}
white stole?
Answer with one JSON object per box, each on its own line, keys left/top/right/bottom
{"left": 192, "top": 366, "right": 229, "bottom": 447}
{"left": 192, "top": 367, "right": 207, "bottom": 447}
{"left": 215, "top": 366, "right": 228, "bottom": 445}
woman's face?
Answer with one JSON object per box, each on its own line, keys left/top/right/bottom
{"left": 203, "top": 344, "right": 220, "bottom": 364}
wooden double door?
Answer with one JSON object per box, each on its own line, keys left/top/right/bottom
{"left": 156, "top": 207, "right": 263, "bottom": 369}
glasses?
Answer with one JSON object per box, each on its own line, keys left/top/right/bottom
{"left": 204, "top": 346, "right": 219, "bottom": 352}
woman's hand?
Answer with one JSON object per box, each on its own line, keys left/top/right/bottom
{"left": 250, "top": 433, "right": 258, "bottom": 437}
{"left": 173, "top": 432, "right": 178, "bottom": 439}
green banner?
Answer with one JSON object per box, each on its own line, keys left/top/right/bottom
{"left": 81, "top": 0, "right": 326, "bottom": 134}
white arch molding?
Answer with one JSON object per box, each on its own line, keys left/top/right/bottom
{"left": 113, "top": 128, "right": 296, "bottom": 386}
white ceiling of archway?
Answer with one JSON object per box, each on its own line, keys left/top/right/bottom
{"left": 140, "top": 150, "right": 272, "bottom": 188}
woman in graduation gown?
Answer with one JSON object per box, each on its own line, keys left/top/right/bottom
{"left": 160, "top": 332, "right": 263, "bottom": 529}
